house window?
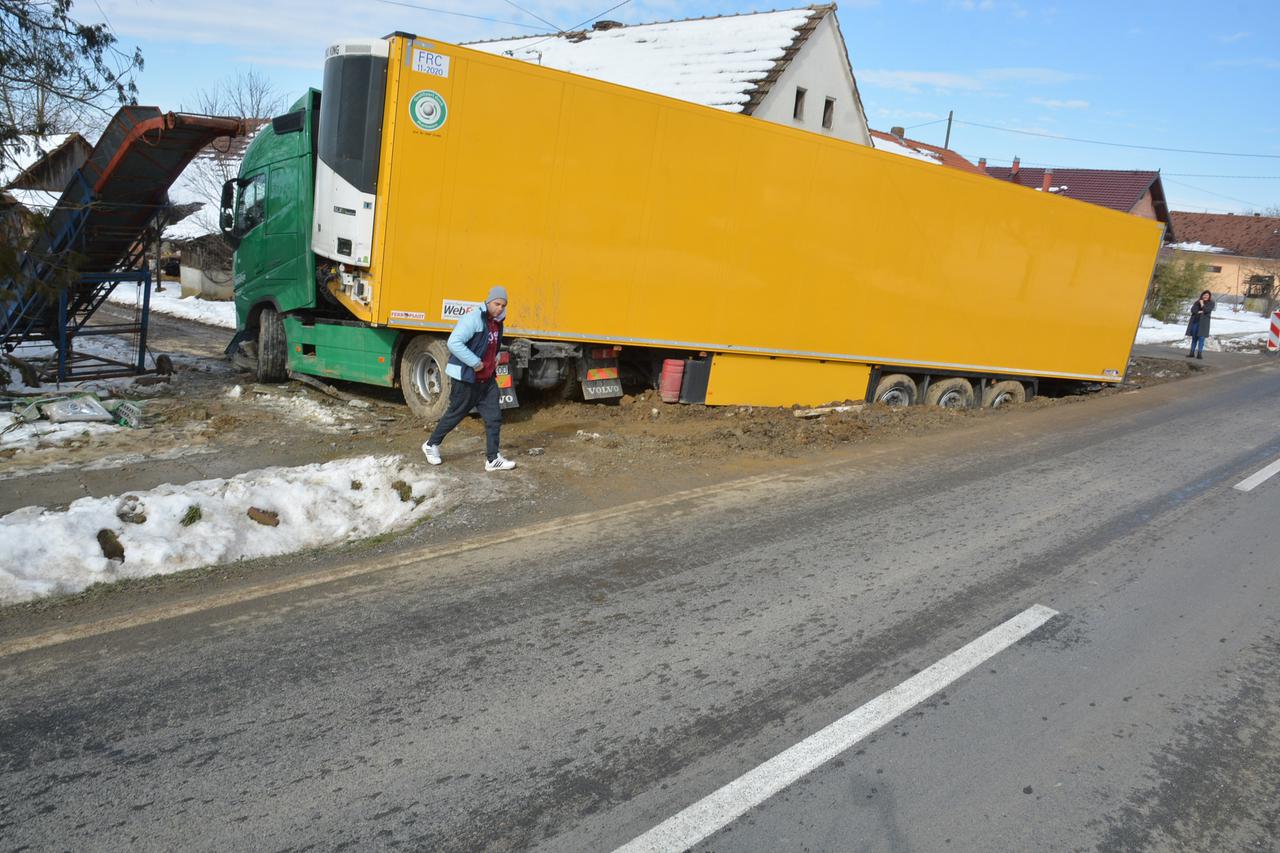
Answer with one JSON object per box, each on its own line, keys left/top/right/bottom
{"left": 822, "top": 97, "right": 835, "bottom": 130}
{"left": 1206, "top": 265, "right": 1222, "bottom": 273}
{"left": 793, "top": 87, "right": 806, "bottom": 122}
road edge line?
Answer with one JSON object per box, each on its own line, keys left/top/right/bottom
{"left": 613, "top": 604, "right": 1059, "bottom": 853}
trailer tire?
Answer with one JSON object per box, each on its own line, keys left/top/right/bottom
{"left": 872, "top": 373, "right": 918, "bottom": 407}
{"left": 401, "top": 336, "right": 452, "bottom": 422}
{"left": 924, "top": 377, "right": 975, "bottom": 409}
{"left": 982, "top": 380, "right": 1026, "bottom": 408}
{"left": 256, "top": 306, "right": 287, "bottom": 382}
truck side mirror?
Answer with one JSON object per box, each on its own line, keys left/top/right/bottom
{"left": 220, "top": 179, "right": 236, "bottom": 233}
{"left": 220, "top": 179, "right": 241, "bottom": 249}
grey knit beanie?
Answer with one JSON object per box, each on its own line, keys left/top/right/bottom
{"left": 486, "top": 285, "right": 508, "bottom": 303}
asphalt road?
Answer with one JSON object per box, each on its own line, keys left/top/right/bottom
{"left": 2, "top": 354, "right": 1279, "bottom": 852}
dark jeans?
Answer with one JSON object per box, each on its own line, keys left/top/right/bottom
{"left": 427, "top": 377, "right": 502, "bottom": 461}
{"left": 1191, "top": 336, "right": 1206, "bottom": 355}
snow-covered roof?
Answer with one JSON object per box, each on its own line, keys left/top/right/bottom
{"left": 1167, "top": 240, "right": 1230, "bottom": 254}
{"left": 467, "top": 7, "right": 823, "bottom": 113}
{"left": 0, "top": 135, "right": 73, "bottom": 186}
{"left": 2, "top": 188, "right": 62, "bottom": 212}
{"left": 871, "top": 133, "right": 941, "bottom": 165}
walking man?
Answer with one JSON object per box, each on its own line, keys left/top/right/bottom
{"left": 422, "top": 286, "right": 517, "bottom": 471}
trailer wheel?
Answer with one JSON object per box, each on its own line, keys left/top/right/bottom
{"left": 982, "top": 380, "right": 1026, "bottom": 408}
{"left": 256, "top": 306, "right": 287, "bottom": 382}
{"left": 401, "top": 336, "right": 452, "bottom": 421}
{"left": 924, "top": 377, "right": 975, "bottom": 409}
{"left": 873, "top": 373, "right": 918, "bottom": 407}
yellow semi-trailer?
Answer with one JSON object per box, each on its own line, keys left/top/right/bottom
{"left": 224, "top": 33, "right": 1164, "bottom": 419}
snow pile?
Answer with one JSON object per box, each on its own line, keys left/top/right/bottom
{"left": 1167, "top": 241, "right": 1230, "bottom": 254}
{"left": 471, "top": 9, "right": 814, "bottom": 112}
{"left": 106, "top": 284, "right": 236, "bottom": 328}
{"left": 0, "top": 455, "right": 445, "bottom": 604}
{"left": 871, "top": 135, "right": 941, "bottom": 164}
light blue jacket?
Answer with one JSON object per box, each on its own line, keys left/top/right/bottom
{"left": 444, "top": 304, "right": 506, "bottom": 382}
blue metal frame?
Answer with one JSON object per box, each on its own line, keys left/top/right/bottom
{"left": 3, "top": 170, "right": 157, "bottom": 382}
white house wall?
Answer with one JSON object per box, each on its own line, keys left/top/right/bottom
{"left": 752, "top": 14, "right": 871, "bottom": 146}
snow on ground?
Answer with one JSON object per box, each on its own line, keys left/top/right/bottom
{"left": 0, "top": 455, "right": 445, "bottom": 605}
{"left": 106, "top": 284, "right": 236, "bottom": 328}
{"left": 1135, "top": 305, "right": 1272, "bottom": 346}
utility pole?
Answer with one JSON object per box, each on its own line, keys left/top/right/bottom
{"left": 944, "top": 110, "right": 954, "bottom": 150}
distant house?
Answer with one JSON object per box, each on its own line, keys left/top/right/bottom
{"left": 0, "top": 134, "right": 95, "bottom": 234}
{"left": 164, "top": 118, "right": 269, "bottom": 299}
{"left": 1163, "top": 211, "right": 1280, "bottom": 308}
{"left": 869, "top": 128, "right": 985, "bottom": 174}
{"left": 983, "top": 161, "right": 1173, "bottom": 235}
{"left": 468, "top": 4, "right": 872, "bottom": 146}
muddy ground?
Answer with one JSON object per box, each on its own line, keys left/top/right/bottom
{"left": 1, "top": 333, "right": 1200, "bottom": 509}
{"left": 0, "top": 315, "right": 1228, "bottom": 630}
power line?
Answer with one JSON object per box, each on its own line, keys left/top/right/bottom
{"left": 902, "top": 118, "right": 948, "bottom": 131}
{"left": 953, "top": 119, "right": 1280, "bottom": 160}
{"left": 517, "top": 0, "right": 632, "bottom": 51}
{"left": 1161, "top": 177, "right": 1263, "bottom": 209}
{"left": 959, "top": 154, "right": 1280, "bottom": 181}
{"left": 498, "top": 0, "right": 563, "bottom": 33}
{"left": 369, "top": 0, "right": 544, "bottom": 31}
{"left": 1164, "top": 173, "right": 1280, "bottom": 180}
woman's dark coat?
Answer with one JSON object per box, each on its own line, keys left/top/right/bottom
{"left": 1186, "top": 298, "right": 1214, "bottom": 337}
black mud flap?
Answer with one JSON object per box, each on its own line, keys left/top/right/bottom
{"left": 579, "top": 348, "right": 623, "bottom": 400}
{"left": 496, "top": 357, "right": 520, "bottom": 409}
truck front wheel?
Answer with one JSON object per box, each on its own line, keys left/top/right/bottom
{"left": 256, "top": 306, "right": 287, "bottom": 382}
{"left": 401, "top": 336, "right": 452, "bottom": 421}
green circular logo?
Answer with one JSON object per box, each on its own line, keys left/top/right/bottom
{"left": 409, "top": 90, "right": 447, "bottom": 132}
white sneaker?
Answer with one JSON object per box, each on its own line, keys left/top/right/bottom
{"left": 422, "top": 442, "right": 442, "bottom": 465}
{"left": 485, "top": 454, "right": 516, "bottom": 472}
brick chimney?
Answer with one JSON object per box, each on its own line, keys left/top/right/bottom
{"left": 890, "top": 126, "right": 906, "bottom": 140}
{"left": 1011, "top": 156, "right": 1021, "bottom": 178}
{"left": 978, "top": 157, "right": 986, "bottom": 169}
{"left": 1041, "top": 170, "right": 1053, "bottom": 192}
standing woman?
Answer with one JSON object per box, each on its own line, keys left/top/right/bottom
{"left": 1186, "top": 289, "right": 1214, "bottom": 359}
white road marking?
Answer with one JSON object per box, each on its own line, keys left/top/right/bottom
{"left": 1233, "top": 457, "right": 1280, "bottom": 493}
{"left": 615, "top": 604, "right": 1059, "bottom": 853}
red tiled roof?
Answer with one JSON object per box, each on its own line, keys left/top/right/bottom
{"left": 1167, "top": 211, "right": 1280, "bottom": 260}
{"left": 984, "top": 166, "right": 1163, "bottom": 212}
{"left": 868, "top": 129, "right": 986, "bottom": 175}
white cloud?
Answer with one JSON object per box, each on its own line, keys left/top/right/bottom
{"left": 1029, "top": 97, "right": 1089, "bottom": 109}
{"left": 1217, "top": 31, "right": 1249, "bottom": 44}
{"left": 859, "top": 66, "right": 1079, "bottom": 94}
{"left": 1210, "top": 57, "right": 1280, "bottom": 69}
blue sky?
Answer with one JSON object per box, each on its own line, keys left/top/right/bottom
{"left": 89, "top": 0, "right": 1280, "bottom": 213}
